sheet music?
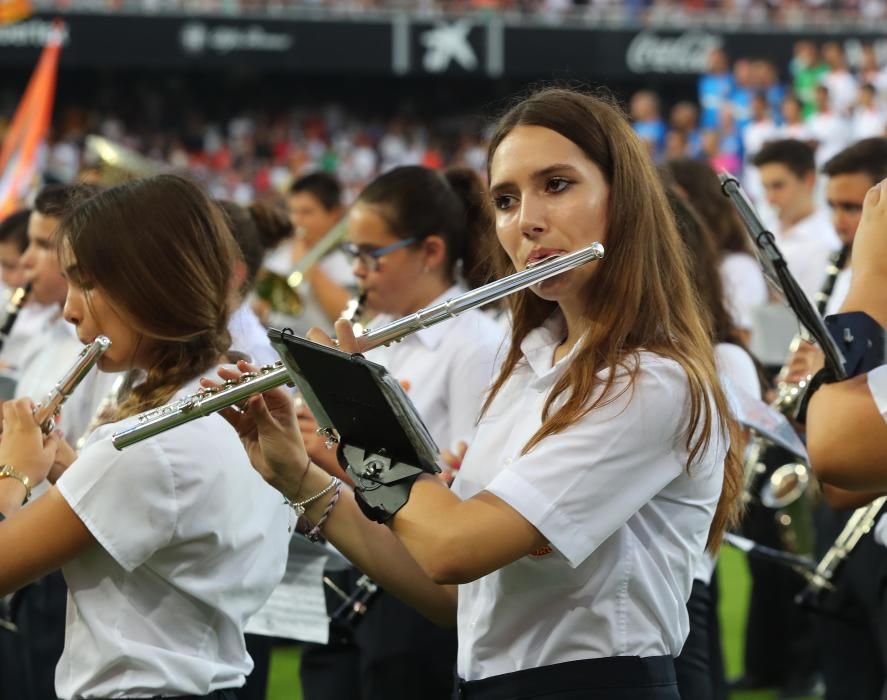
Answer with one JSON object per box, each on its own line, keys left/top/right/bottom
{"left": 245, "top": 535, "right": 340, "bottom": 644}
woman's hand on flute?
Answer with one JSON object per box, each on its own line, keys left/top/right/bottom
{"left": 0, "top": 398, "right": 59, "bottom": 488}
{"left": 206, "top": 360, "right": 309, "bottom": 499}
{"left": 308, "top": 318, "right": 364, "bottom": 354}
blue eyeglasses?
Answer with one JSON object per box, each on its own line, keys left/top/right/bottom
{"left": 341, "top": 238, "right": 416, "bottom": 272}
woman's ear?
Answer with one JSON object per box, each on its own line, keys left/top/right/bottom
{"left": 422, "top": 235, "right": 448, "bottom": 273}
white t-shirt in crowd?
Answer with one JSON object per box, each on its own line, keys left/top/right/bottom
{"left": 228, "top": 301, "right": 279, "bottom": 367}
{"left": 774, "top": 210, "right": 842, "bottom": 301}
{"left": 719, "top": 252, "right": 768, "bottom": 332}
{"left": 821, "top": 70, "right": 859, "bottom": 116}
{"left": 851, "top": 107, "right": 887, "bottom": 141}
{"left": 54, "top": 377, "right": 292, "bottom": 699}
{"left": 807, "top": 112, "right": 849, "bottom": 166}
{"left": 451, "top": 314, "right": 727, "bottom": 680}
{"left": 15, "top": 311, "right": 121, "bottom": 446}
{"left": 264, "top": 244, "right": 355, "bottom": 338}
{"left": 776, "top": 122, "right": 814, "bottom": 142}
{"left": 365, "top": 285, "right": 504, "bottom": 451}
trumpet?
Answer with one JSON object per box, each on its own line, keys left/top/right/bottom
{"left": 34, "top": 336, "right": 111, "bottom": 434}
{"left": 112, "top": 243, "right": 606, "bottom": 450}
{"left": 0, "top": 283, "right": 30, "bottom": 354}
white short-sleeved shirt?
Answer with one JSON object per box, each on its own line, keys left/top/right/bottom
{"left": 0, "top": 301, "right": 57, "bottom": 370}
{"left": 774, "top": 210, "right": 842, "bottom": 301}
{"left": 54, "top": 378, "right": 292, "bottom": 699}
{"left": 228, "top": 301, "right": 279, "bottom": 367}
{"left": 450, "top": 315, "right": 727, "bottom": 680}
{"left": 719, "top": 252, "right": 768, "bottom": 332}
{"left": 265, "top": 245, "right": 355, "bottom": 337}
{"left": 365, "top": 285, "right": 505, "bottom": 451}
{"left": 15, "top": 312, "right": 121, "bottom": 446}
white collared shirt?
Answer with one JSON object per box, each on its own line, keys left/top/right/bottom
{"left": 228, "top": 301, "right": 279, "bottom": 367}
{"left": 365, "top": 285, "right": 505, "bottom": 451}
{"left": 774, "top": 210, "right": 842, "bottom": 301}
{"left": 720, "top": 252, "right": 768, "bottom": 332}
{"left": 450, "top": 315, "right": 727, "bottom": 680}
{"left": 54, "top": 378, "right": 292, "bottom": 699}
{"left": 0, "top": 300, "right": 57, "bottom": 370}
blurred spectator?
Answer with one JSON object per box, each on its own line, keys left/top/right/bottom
{"left": 821, "top": 41, "right": 859, "bottom": 116}
{"left": 630, "top": 89, "right": 667, "bottom": 160}
{"left": 791, "top": 40, "right": 828, "bottom": 119}
{"left": 699, "top": 47, "right": 735, "bottom": 130}
{"left": 777, "top": 94, "right": 814, "bottom": 142}
{"left": 851, "top": 83, "right": 887, "bottom": 140}
{"left": 808, "top": 84, "right": 849, "bottom": 166}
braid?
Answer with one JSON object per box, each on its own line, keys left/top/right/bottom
{"left": 111, "top": 321, "right": 231, "bottom": 421}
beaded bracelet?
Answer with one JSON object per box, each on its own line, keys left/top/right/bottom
{"left": 284, "top": 475, "right": 339, "bottom": 517}
{"left": 304, "top": 480, "right": 342, "bottom": 542}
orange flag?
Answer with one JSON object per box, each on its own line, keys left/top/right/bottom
{"left": 0, "top": 19, "right": 61, "bottom": 219}
{"left": 0, "top": 1, "right": 32, "bottom": 25}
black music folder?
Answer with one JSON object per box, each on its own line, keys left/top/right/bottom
{"left": 267, "top": 328, "right": 441, "bottom": 486}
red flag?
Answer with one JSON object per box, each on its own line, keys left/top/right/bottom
{"left": 0, "top": 19, "right": 61, "bottom": 219}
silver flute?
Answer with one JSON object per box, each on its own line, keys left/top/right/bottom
{"left": 112, "top": 242, "right": 605, "bottom": 450}
{"left": 34, "top": 336, "right": 111, "bottom": 434}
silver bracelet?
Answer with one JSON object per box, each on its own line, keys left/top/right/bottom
{"left": 285, "top": 475, "right": 340, "bottom": 517}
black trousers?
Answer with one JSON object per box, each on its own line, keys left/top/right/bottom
{"left": 741, "top": 456, "right": 819, "bottom": 687}
{"left": 232, "top": 634, "right": 273, "bottom": 700}
{"left": 454, "top": 656, "right": 679, "bottom": 700}
{"left": 301, "top": 575, "right": 457, "bottom": 700}
{"left": 675, "top": 574, "right": 727, "bottom": 700}
{"left": 94, "top": 692, "right": 237, "bottom": 700}
{"left": 0, "top": 571, "right": 67, "bottom": 700}
{"left": 813, "top": 504, "right": 887, "bottom": 700}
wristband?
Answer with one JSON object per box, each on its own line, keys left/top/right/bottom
{"left": 797, "top": 311, "right": 886, "bottom": 422}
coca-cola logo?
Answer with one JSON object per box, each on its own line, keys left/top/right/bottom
{"left": 626, "top": 31, "right": 722, "bottom": 74}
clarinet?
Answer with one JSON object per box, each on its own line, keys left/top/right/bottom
{"left": 796, "top": 495, "right": 887, "bottom": 608}
{"left": 0, "top": 283, "right": 31, "bottom": 354}
{"left": 814, "top": 244, "right": 850, "bottom": 317}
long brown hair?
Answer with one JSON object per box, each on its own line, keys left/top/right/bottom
{"left": 484, "top": 88, "right": 742, "bottom": 552}
{"left": 662, "top": 158, "right": 752, "bottom": 256}
{"left": 58, "top": 174, "right": 238, "bottom": 419}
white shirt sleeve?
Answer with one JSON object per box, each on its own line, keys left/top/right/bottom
{"left": 485, "top": 358, "right": 694, "bottom": 568}
{"left": 719, "top": 253, "right": 767, "bottom": 331}
{"left": 867, "top": 365, "right": 887, "bottom": 424}
{"left": 57, "top": 435, "right": 177, "bottom": 572}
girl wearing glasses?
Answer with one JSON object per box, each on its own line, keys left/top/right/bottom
{"left": 0, "top": 175, "right": 291, "bottom": 700}
{"left": 298, "top": 165, "right": 504, "bottom": 700}
{"left": 222, "top": 89, "right": 743, "bottom": 699}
